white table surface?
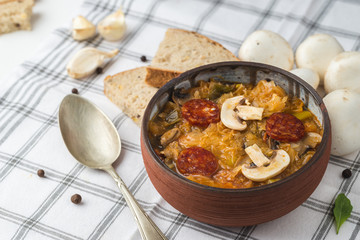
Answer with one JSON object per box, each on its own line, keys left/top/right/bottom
{"left": 0, "top": 0, "right": 82, "bottom": 81}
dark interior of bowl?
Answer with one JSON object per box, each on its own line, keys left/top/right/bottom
{"left": 141, "top": 61, "right": 331, "bottom": 226}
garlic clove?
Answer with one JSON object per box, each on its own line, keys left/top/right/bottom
{"left": 66, "top": 47, "right": 119, "bottom": 79}
{"left": 72, "top": 16, "right": 96, "bottom": 41}
{"left": 97, "top": 8, "right": 126, "bottom": 41}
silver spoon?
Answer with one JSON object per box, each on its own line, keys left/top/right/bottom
{"left": 58, "top": 94, "right": 167, "bottom": 240}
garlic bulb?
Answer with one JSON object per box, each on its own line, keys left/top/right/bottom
{"left": 72, "top": 16, "right": 96, "bottom": 41}
{"left": 97, "top": 9, "right": 126, "bottom": 41}
{"left": 66, "top": 47, "right": 119, "bottom": 79}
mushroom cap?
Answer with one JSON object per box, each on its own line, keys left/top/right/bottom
{"left": 242, "top": 149, "right": 290, "bottom": 182}
{"left": 323, "top": 89, "right": 360, "bottom": 156}
{"left": 324, "top": 51, "right": 360, "bottom": 94}
{"left": 290, "top": 68, "right": 320, "bottom": 90}
{"left": 295, "top": 33, "right": 343, "bottom": 82}
{"left": 238, "top": 30, "right": 294, "bottom": 71}
{"left": 220, "top": 96, "right": 247, "bottom": 130}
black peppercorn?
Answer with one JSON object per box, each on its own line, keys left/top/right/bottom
{"left": 342, "top": 169, "right": 352, "bottom": 178}
{"left": 37, "top": 169, "right": 45, "bottom": 177}
{"left": 71, "top": 194, "right": 82, "bottom": 204}
{"left": 71, "top": 88, "right": 78, "bottom": 94}
{"left": 15, "top": 23, "right": 21, "bottom": 28}
{"left": 140, "top": 55, "right": 147, "bottom": 62}
{"left": 95, "top": 67, "right": 103, "bottom": 74}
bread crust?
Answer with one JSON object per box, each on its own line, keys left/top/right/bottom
{"left": 145, "top": 66, "right": 181, "bottom": 88}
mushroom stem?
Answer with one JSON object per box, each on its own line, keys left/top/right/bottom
{"left": 244, "top": 144, "right": 271, "bottom": 167}
{"left": 236, "top": 105, "right": 264, "bottom": 120}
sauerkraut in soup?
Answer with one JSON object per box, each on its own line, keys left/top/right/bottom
{"left": 149, "top": 78, "right": 323, "bottom": 189}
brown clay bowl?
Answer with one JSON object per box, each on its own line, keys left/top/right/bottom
{"left": 140, "top": 61, "right": 331, "bottom": 227}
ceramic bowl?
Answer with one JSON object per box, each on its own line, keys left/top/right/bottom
{"left": 140, "top": 61, "right": 331, "bottom": 226}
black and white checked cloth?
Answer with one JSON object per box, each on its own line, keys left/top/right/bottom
{"left": 1, "top": 0, "right": 360, "bottom": 239}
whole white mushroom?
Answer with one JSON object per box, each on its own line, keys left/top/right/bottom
{"left": 238, "top": 30, "right": 294, "bottom": 71}
{"left": 295, "top": 34, "right": 343, "bottom": 83}
{"left": 323, "top": 89, "right": 360, "bottom": 156}
{"left": 324, "top": 51, "right": 360, "bottom": 93}
{"left": 290, "top": 68, "right": 320, "bottom": 89}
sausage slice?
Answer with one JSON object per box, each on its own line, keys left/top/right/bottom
{"left": 266, "top": 112, "right": 305, "bottom": 142}
{"left": 181, "top": 99, "right": 220, "bottom": 127}
{"left": 177, "top": 146, "right": 218, "bottom": 176}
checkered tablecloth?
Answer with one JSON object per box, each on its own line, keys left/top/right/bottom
{"left": 1, "top": 0, "right": 360, "bottom": 239}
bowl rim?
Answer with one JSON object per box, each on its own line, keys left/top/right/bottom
{"left": 141, "top": 61, "right": 331, "bottom": 193}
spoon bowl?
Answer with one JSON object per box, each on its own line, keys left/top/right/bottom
{"left": 58, "top": 94, "right": 120, "bottom": 168}
{"left": 58, "top": 94, "right": 167, "bottom": 240}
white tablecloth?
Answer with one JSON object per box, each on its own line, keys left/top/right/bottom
{"left": 1, "top": 0, "right": 360, "bottom": 239}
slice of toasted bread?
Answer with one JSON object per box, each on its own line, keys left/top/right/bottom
{"left": 151, "top": 28, "right": 239, "bottom": 72}
{"left": 0, "top": 0, "right": 34, "bottom": 34}
{"left": 145, "top": 66, "right": 181, "bottom": 88}
{"left": 104, "top": 67, "right": 158, "bottom": 126}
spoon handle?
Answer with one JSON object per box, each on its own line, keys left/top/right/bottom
{"left": 105, "top": 167, "right": 167, "bottom": 240}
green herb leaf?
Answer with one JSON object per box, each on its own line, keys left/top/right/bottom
{"left": 333, "top": 193, "right": 353, "bottom": 234}
{"left": 208, "top": 81, "right": 234, "bottom": 100}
